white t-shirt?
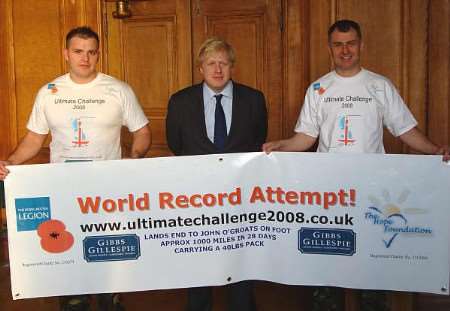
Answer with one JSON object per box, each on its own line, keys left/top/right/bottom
{"left": 27, "top": 73, "right": 149, "bottom": 163}
{"left": 295, "top": 69, "right": 417, "bottom": 153}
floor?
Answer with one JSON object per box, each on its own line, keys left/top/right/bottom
{"left": 0, "top": 263, "right": 311, "bottom": 311}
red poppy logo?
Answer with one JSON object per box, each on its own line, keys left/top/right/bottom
{"left": 37, "top": 219, "right": 74, "bottom": 253}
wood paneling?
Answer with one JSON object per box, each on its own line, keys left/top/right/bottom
{"left": 428, "top": 0, "right": 450, "bottom": 147}
{"left": 13, "top": 1, "right": 62, "bottom": 133}
{"left": 105, "top": 0, "right": 191, "bottom": 157}
{"left": 308, "top": 0, "right": 333, "bottom": 81}
{"left": 0, "top": 0, "right": 15, "bottom": 160}
{"left": 12, "top": 0, "right": 63, "bottom": 163}
{"left": 1, "top": 1, "right": 450, "bottom": 311}
{"left": 283, "top": 0, "right": 309, "bottom": 137}
{"left": 192, "top": 0, "right": 283, "bottom": 141}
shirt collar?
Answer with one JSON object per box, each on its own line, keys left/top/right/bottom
{"left": 203, "top": 80, "right": 233, "bottom": 101}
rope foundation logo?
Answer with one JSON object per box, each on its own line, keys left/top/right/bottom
{"left": 365, "top": 190, "right": 432, "bottom": 248}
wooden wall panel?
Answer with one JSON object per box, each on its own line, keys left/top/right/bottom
{"left": 1, "top": 1, "right": 450, "bottom": 311}
{"left": 192, "top": 0, "right": 283, "bottom": 141}
{"left": 123, "top": 18, "right": 176, "bottom": 155}
{"left": 13, "top": 1, "right": 62, "bottom": 136}
{"left": 123, "top": 19, "right": 176, "bottom": 111}
{"left": 284, "top": 0, "right": 309, "bottom": 137}
{"left": 336, "top": 0, "right": 404, "bottom": 86}
{"left": 208, "top": 16, "right": 263, "bottom": 89}
{"left": 308, "top": 0, "right": 332, "bottom": 82}
{"left": 104, "top": 0, "right": 191, "bottom": 157}
{"left": 403, "top": 0, "right": 428, "bottom": 134}
{"left": 12, "top": 0, "right": 64, "bottom": 163}
{"left": 0, "top": 0, "right": 15, "bottom": 160}
{"left": 428, "top": 0, "right": 450, "bottom": 147}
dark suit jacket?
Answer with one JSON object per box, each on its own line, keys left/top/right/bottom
{"left": 166, "top": 82, "right": 268, "bottom": 156}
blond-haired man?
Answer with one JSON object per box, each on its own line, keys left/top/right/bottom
{"left": 166, "top": 37, "right": 267, "bottom": 310}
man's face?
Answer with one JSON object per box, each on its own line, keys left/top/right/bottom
{"left": 328, "top": 28, "right": 362, "bottom": 77}
{"left": 64, "top": 36, "right": 99, "bottom": 83}
{"left": 199, "top": 50, "right": 233, "bottom": 92}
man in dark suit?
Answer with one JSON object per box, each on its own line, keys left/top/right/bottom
{"left": 166, "top": 37, "right": 267, "bottom": 311}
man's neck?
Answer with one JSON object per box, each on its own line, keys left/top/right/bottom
{"left": 335, "top": 66, "right": 362, "bottom": 78}
{"left": 69, "top": 72, "right": 98, "bottom": 84}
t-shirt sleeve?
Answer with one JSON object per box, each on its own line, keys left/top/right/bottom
{"left": 381, "top": 80, "right": 417, "bottom": 137}
{"left": 26, "top": 87, "right": 50, "bottom": 135}
{"left": 294, "top": 85, "right": 320, "bottom": 138}
{"left": 121, "top": 84, "right": 149, "bottom": 132}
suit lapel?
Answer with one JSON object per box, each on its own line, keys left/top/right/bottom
{"left": 226, "top": 82, "right": 242, "bottom": 145}
{"left": 193, "top": 83, "right": 216, "bottom": 149}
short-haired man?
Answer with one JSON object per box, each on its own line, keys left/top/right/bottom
{"left": 166, "top": 37, "right": 267, "bottom": 311}
{"left": 0, "top": 26, "right": 151, "bottom": 310}
{"left": 0, "top": 26, "right": 150, "bottom": 174}
{"left": 263, "top": 19, "right": 447, "bottom": 311}
{"left": 264, "top": 19, "right": 448, "bottom": 159}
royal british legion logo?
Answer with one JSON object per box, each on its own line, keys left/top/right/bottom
{"left": 313, "top": 82, "right": 326, "bottom": 95}
{"left": 15, "top": 197, "right": 74, "bottom": 253}
{"left": 47, "top": 83, "right": 58, "bottom": 94}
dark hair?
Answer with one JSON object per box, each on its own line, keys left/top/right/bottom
{"left": 328, "top": 20, "right": 362, "bottom": 42}
{"left": 66, "top": 26, "right": 99, "bottom": 48}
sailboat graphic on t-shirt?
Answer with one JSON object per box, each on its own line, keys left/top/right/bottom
{"left": 337, "top": 115, "right": 356, "bottom": 146}
{"left": 71, "top": 118, "right": 89, "bottom": 147}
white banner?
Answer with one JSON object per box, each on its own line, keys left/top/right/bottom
{"left": 5, "top": 152, "right": 450, "bottom": 299}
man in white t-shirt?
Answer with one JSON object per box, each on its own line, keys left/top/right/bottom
{"left": 0, "top": 26, "right": 150, "bottom": 310}
{"left": 263, "top": 19, "right": 448, "bottom": 311}
{"left": 263, "top": 19, "right": 448, "bottom": 159}
{"left": 0, "top": 26, "right": 150, "bottom": 172}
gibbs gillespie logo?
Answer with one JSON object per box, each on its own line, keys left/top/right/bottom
{"left": 15, "top": 197, "right": 74, "bottom": 253}
{"left": 364, "top": 189, "right": 432, "bottom": 248}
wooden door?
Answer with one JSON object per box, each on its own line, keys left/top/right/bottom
{"left": 192, "top": 0, "right": 283, "bottom": 141}
{"left": 104, "top": 0, "right": 192, "bottom": 157}
{"left": 105, "top": 0, "right": 284, "bottom": 155}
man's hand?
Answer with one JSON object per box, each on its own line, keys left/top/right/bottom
{"left": 262, "top": 133, "right": 317, "bottom": 154}
{"left": 262, "top": 141, "right": 282, "bottom": 154}
{"left": 436, "top": 145, "right": 450, "bottom": 162}
{"left": 0, "top": 160, "right": 12, "bottom": 180}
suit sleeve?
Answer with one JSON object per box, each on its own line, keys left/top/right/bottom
{"left": 254, "top": 91, "right": 268, "bottom": 150}
{"left": 166, "top": 95, "right": 182, "bottom": 155}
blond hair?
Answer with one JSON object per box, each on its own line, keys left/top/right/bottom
{"left": 197, "top": 37, "right": 235, "bottom": 66}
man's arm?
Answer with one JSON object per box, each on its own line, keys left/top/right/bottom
{"left": 130, "top": 125, "right": 151, "bottom": 158}
{"left": 399, "top": 127, "right": 449, "bottom": 160}
{"left": 0, "top": 131, "right": 47, "bottom": 180}
{"left": 254, "top": 91, "right": 268, "bottom": 150}
{"left": 166, "top": 96, "right": 182, "bottom": 156}
{"left": 263, "top": 132, "right": 317, "bottom": 153}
